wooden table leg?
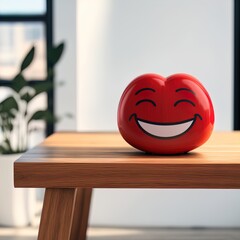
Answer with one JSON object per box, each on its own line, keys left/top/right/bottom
{"left": 38, "top": 188, "right": 77, "bottom": 240}
{"left": 70, "top": 188, "right": 93, "bottom": 240}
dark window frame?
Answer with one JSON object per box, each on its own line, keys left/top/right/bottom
{"left": 234, "top": 0, "right": 240, "bottom": 130}
{"left": 0, "top": 0, "right": 54, "bottom": 136}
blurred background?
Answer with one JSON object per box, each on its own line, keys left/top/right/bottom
{"left": 58, "top": 0, "right": 236, "bottom": 228}
{"left": 0, "top": 0, "right": 239, "bottom": 239}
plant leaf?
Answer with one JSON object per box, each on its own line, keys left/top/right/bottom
{"left": 21, "top": 46, "right": 35, "bottom": 71}
{"left": 0, "top": 145, "right": 8, "bottom": 154}
{"left": 48, "top": 42, "right": 65, "bottom": 65}
{"left": 0, "top": 139, "right": 11, "bottom": 154}
{"left": 19, "top": 86, "right": 36, "bottom": 103}
{"left": 9, "top": 109, "right": 17, "bottom": 118}
{"left": 20, "top": 92, "right": 32, "bottom": 103}
{"left": 23, "top": 81, "right": 53, "bottom": 103}
{"left": 11, "top": 73, "right": 27, "bottom": 92}
{"left": 0, "top": 146, "right": 5, "bottom": 154}
{"left": 0, "top": 96, "right": 18, "bottom": 114}
{"left": 6, "top": 122, "right": 13, "bottom": 131}
{"left": 32, "top": 81, "right": 53, "bottom": 95}
{"left": 28, "top": 110, "right": 56, "bottom": 123}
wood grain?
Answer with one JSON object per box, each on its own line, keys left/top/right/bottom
{"left": 14, "top": 132, "right": 240, "bottom": 189}
{"left": 38, "top": 188, "right": 76, "bottom": 240}
{"left": 70, "top": 188, "right": 92, "bottom": 240}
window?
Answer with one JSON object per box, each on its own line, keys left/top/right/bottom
{"left": 0, "top": 23, "right": 46, "bottom": 79}
{"left": 0, "top": 0, "right": 46, "bottom": 15}
{"left": 0, "top": 0, "right": 54, "bottom": 135}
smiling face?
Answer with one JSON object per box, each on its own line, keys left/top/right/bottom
{"left": 117, "top": 73, "right": 214, "bottom": 154}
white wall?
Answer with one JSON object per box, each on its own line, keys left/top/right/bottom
{"left": 55, "top": 0, "right": 239, "bottom": 227}
{"left": 54, "top": 0, "right": 77, "bottom": 131}
{"left": 77, "top": 0, "right": 233, "bottom": 131}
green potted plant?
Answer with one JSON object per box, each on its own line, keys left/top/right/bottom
{"left": 0, "top": 42, "right": 64, "bottom": 226}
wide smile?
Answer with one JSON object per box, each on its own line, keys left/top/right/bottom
{"left": 129, "top": 114, "right": 202, "bottom": 139}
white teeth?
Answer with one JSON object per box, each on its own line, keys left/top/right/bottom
{"left": 137, "top": 119, "right": 194, "bottom": 138}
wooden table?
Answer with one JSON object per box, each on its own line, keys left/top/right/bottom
{"left": 14, "top": 132, "right": 240, "bottom": 240}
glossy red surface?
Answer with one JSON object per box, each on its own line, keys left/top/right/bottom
{"left": 117, "top": 73, "right": 214, "bottom": 154}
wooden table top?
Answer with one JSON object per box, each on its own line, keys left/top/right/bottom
{"left": 14, "top": 132, "right": 240, "bottom": 189}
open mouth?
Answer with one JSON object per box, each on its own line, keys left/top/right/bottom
{"left": 129, "top": 114, "right": 202, "bottom": 139}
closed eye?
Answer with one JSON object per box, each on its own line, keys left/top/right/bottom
{"left": 136, "top": 99, "right": 156, "bottom": 107}
{"left": 174, "top": 99, "right": 195, "bottom": 107}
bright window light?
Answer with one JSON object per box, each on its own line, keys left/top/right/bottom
{"left": 0, "top": 0, "right": 46, "bottom": 15}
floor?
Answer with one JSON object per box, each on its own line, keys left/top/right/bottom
{"left": 2, "top": 202, "right": 240, "bottom": 239}
{"left": 0, "top": 227, "right": 240, "bottom": 240}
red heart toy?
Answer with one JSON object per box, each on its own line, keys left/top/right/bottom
{"left": 117, "top": 73, "right": 214, "bottom": 154}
